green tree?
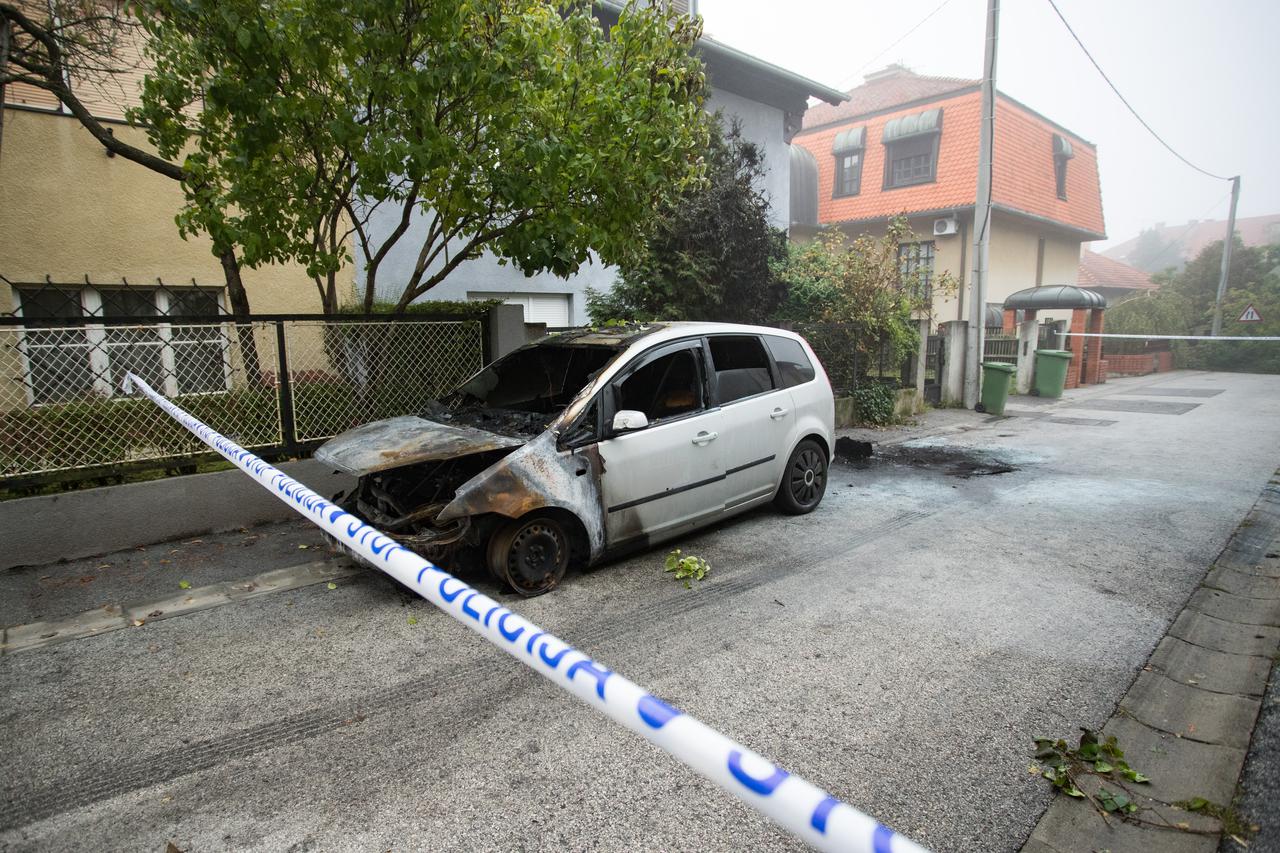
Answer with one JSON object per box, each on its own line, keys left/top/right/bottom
{"left": 771, "top": 219, "right": 956, "bottom": 392}
{"left": 587, "top": 115, "right": 785, "bottom": 324}
{"left": 131, "top": 0, "right": 710, "bottom": 314}
{"left": 1106, "top": 238, "right": 1280, "bottom": 372}
{"left": 1126, "top": 227, "right": 1181, "bottom": 274}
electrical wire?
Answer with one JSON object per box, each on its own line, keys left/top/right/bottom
{"left": 1044, "top": 0, "right": 1233, "bottom": 182}
{"left": 835, "top": 0, "right": 958, "bottom": 89}
{"left": 1118, "top": 188, "right": 1233, "bottom": 272}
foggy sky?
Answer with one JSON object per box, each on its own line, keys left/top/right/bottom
{"left": 698, "top": 0, "right": 1279, "bottom": 249}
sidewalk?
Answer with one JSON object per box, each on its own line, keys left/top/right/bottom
{"left": 1024, "top": 472, "right": 1280, "bottom": 853}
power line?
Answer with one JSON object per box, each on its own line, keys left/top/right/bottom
{"left": 1128, "top": 188, "right": 1234, "bottom": 272}
{"left": 836, "top": 0, "right": 958, "bottom": 89}
{"left": 1044, "top": 0, "right": 1232, "bottom": 182}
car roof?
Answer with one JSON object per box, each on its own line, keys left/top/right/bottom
{"left": 536, "top": 321, "right": 804, "bottom": 350}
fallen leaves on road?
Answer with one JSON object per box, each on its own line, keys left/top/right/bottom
{"left": 408, "top": 616, "right": 418, "bottom": 625}
{"left": 178, "top": 580, "right": 191, "bottom": 590}
{"left": 298, "top": 544, "right": 310, "bottom": 550}
{"left": 327, "top": 582, "right": 337, "bottom": 590}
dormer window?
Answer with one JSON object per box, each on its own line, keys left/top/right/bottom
{"left": 1053, "top": 134, "right": 1074, "bottom": 200}
{"left": 831, "top": 127, "right": 865, "bottom": 197}
{"left": 882, "top": 108, "right": 942, "bottom": 189}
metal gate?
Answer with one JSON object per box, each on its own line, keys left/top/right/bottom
{"left": 922, "top": 334, "right": 943, "bottom": 405}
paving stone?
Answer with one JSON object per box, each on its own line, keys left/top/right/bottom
{"left": 1189, "top": 587, "right": 1280, "bottom": 627}
{"left": 1204, "top": 565, "right": 1280, "bottom": 599}
{"left": 1236, "top": 555, "right": 1280, "bottom": 579}
{"left": 125, "top": 586, "right": 234, "bottom": 623}
{"left": 1029, "top": 784, "right": 1219, "bottom": 853}
{"left": 1147, "top": 636, "right": 1272, "bottom": 698}
{"left": 1169, "top": 610, "right": 1280, "bottom": 658}
{"left": 1101, "top": 714, "right": 1246, "bottom": 805}
{"left": 1121, "top": 671, "right": 1260, "bottom": 749}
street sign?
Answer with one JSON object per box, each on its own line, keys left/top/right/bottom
{"left": 1238, "top": 304, "right": 1262, "bottom": 323}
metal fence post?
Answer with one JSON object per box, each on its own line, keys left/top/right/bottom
{"left": 275, "top": 320, "right": 299, "bottom": 455}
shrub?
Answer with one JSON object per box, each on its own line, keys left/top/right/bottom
{"left": 851, "top": 383, "right": 897, "bottom": 426}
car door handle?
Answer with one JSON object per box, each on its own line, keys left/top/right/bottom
{"left": 770, "top": 407, "right": 789, "bottom": 420}
{"left": 691, "top": 431, "right": 718, "bottom": 446}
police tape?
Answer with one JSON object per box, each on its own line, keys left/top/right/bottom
{"left": 123, "top": 373, "right": 927, "bottom": 853}
{"left": 1060, "top": 332, "right": 1280, "bottom": 341}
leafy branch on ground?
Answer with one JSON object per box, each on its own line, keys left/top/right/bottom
{"left": 664, "top": 549, "right": 710, "bottom": 589}
{"left": 1033, "top": 728, "right": 1230, "bottom": 837}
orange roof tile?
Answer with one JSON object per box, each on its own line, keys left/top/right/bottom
{"left": 794, "top": 68, "right": 1106, "bottom": 238}
{"left": 1077, "top": 250, "right": 1159, "bottom": 291}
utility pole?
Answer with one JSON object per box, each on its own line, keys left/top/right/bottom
{"left": 1210, "top": 175, "right": 1241, "bottom": 336}
{"left": 964, "top": 0, "right": 999, "bottom": 409}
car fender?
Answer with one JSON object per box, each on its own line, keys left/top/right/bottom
{"left": 437, "top": 431, "right": 607, "bottom": 561}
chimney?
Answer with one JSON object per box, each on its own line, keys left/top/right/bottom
{"left": 864, "top": 63, "right": 912, "bottom": 82}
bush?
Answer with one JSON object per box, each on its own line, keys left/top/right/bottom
{"left": 851, "top": 383, "right": 897, "bottom": 426}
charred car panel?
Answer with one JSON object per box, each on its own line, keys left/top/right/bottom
{"left": 314, "top": 415, "right": 523, "bottom": 476}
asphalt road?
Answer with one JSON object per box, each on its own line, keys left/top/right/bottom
{"left": 2, "top": 370, "right": 1279, "bottom": 853}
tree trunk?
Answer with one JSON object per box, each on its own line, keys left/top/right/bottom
{"left": 219, "top": 248, "right": 264, "bottom": 385}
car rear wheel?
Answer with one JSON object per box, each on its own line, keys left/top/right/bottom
{"left": 774, "top": 439, "right": 828, "bottom": 515}
{"left": 487, "top": 514, "right": 569, "bottom": 597}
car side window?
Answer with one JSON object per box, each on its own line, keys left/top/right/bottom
{"left": 764, "top": 335, "right": 816, "bottom": 388}
{"left": 615, "top": 347, "right": 704, "bottom": 423}
{"left": 709, "top": 335, "right": 775, "bottom": 404}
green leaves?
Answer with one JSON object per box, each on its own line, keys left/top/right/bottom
{"left": 134, "top": 0, "right": 709, "bottom": 312}
{"left": 664, "top": 549, "right": 710, "bottom": 589}
{"left": 1031, "top": 729, "right": 1151, "bottom": 818}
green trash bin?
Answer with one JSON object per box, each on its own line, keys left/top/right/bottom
{"left": 979, "top": 362, "right": 1016, "bottom": 415}
{"left": 1034, "top": 349, "right": 1073, "bottom": 398}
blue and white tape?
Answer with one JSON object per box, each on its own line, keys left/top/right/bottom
{"left": 124, "top": 372, "right": 927, "bottom": 853}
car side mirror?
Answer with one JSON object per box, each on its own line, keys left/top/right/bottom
{"left": 612, "top": 409, "right": 649, "bottom": 432}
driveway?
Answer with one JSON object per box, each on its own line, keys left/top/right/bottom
{"left": 2, "top": 370, "right": 1279, "bottom": 853}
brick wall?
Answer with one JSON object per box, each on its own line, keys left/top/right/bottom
{"left": 1105, "top": 352, "right": 1173, "bottom": 377}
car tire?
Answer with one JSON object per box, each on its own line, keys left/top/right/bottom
{"left": 774, "top": 439, "right": 828, "bottom": 515}
{"left": 487, "top": 513, "right": 570, "bottom": 597}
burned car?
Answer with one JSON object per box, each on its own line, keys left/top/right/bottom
{"left": 316, "top": 322, "right": 835, "bottom": 596}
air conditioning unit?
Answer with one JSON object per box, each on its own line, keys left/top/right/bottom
{"left": 933, "top": 217, "right": 959, "bottom": 237}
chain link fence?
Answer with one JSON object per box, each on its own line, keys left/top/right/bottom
{"left": 1, "top": 317, "right": 484, "bottom": 485}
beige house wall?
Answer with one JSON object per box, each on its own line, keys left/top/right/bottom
{"left": 0, "top": 108, "right": 324, "bottom": 314}
{"left": 820, "top": 210, "right": 1084, "bottom": 332}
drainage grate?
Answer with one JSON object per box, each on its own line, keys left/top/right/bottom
{"left": 1123, "top": 387, "right": 1224, "bottom": 398}
{"left": 1044, "top": 416, "right": 1117, "bottom": 427}
{"left": 1067, "top": 399, "right": 1200, "bottom": 415}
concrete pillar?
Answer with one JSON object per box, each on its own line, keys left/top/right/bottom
{"left": 487, "top": 303, "right": 528, "bottom": 360}
{"left": 941, "top": 320, "right": 968, "bottom": 406}
{"left": 1015, "top": 309, "right": 1038, "bottom": 394}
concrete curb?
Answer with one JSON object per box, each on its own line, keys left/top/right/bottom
{"left": 1024, "top": 477, "right": 1280, "bottom": 853}
{"left": 0, "top": 459, "right": 354, "bottom": 570}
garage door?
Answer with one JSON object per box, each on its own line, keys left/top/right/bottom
{"left": 469, "top": 292, "right": 572, "bottom": 326}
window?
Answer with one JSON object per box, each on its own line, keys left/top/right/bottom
{"left": 14, "top": 286, "right": 230, "bottom": 404}
{"left": 615, "top": 347, "right": 704, "bottom": 423}
{"left": 882, "top": 108, "right": 942, "bottom": 189}
{"left": 1052, "top": 134, "right": 1074, "bottom": 200}
{"left": 831, "top": 126, "right": 865, "bottom": 198}
{"left": 763, "top": 336, "right": 815, "bottom": 388}
{"left": 898, "top": 242, "right": 936, "bottom": 302}
{"left": 708, "top": 335, "right": 774, "bottom": 404}
{"left": 834, "top": 152, "right": 862, "bottom": 197}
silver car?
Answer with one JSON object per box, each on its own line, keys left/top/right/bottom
{"left": 316, "top": 322, "right": 835, "bottom": 596}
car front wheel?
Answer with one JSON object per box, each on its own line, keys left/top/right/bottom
{"left": 487, "top": 513, "right": 570, "bottom": 597}
{"left": 774, "top": 439, "right": 828, "bottom": 515}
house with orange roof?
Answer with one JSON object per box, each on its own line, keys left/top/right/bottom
{"left": 791, "top": 64, "right": 1106, "bottom": 333}
{"left": 1077, "top": 250, "right": 1159, "bottom": 305}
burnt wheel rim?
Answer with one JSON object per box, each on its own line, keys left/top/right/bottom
{"left": 505, "top": 521, "right": 566, "bottom": 594}
{"left": 789, "top": 448, "right": 825, "bottom": 507}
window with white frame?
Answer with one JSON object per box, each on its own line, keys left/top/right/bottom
{"left": 898, "top": 241, "right": 936, "bottom": 302}
{"left": 15, "top": 286, "right": 231, "bottom": 404}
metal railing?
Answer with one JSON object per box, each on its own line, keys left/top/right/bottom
{"left": 982, "top": 335, "right": 1019, "bottom": 365}
{"left": 1, "top": 316, "right": 485, "bottom": 487}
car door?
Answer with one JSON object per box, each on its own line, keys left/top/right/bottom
{"left": 707, "top": 334, "right": 794, "bottom": 509}
{"left": 598, "top": 339, "right": 726, "bottom": 545}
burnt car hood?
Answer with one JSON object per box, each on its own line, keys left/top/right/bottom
{"left": 314, "top": 415, "right": 525, "bottom": 476}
